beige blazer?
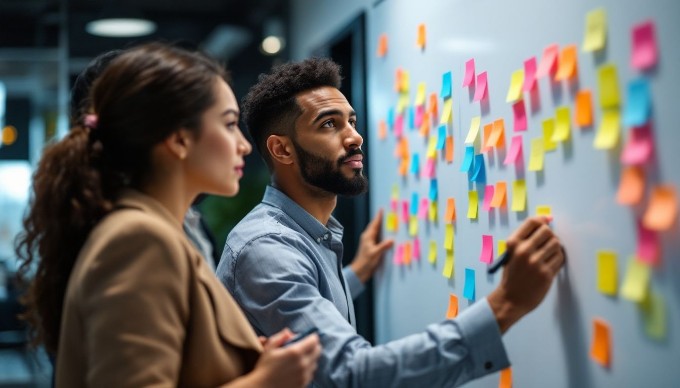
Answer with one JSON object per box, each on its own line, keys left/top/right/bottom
{"left": 56, "top": 190, "right": 263, "bottom": 387}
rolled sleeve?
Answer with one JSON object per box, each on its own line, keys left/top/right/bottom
{"left": 342, "top": 266, "right": 365, "bottom": 299}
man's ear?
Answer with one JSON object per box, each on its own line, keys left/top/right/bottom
{"left": 163, "top": 128, "right": 193, "bottom": 160}
{"left": 266, "top": 134, "right": 295, "bottom": 165}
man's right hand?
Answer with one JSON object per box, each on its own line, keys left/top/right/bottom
{"left": 487, "top": 216, "right": 566, "bottom": 334}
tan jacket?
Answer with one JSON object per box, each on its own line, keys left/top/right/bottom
{"left": 56, "top": 190, "right": 263, "bottom": 387}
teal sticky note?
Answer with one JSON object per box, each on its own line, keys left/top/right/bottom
{"left": 441, "top": 71, "right": 452, "bottom": 99}
{"left": 411, "top": 192, "right": 419, "bottom": 215}
{"left": 437, "top": 125, "right": 447, "bottom": 149}
{"left": 429, "top": 179, "right": 438, "bottom": 200}
{"left": 411, "top": 153, "right": 420, "bottom": 175}
{"left": 623, "top": 78, "right": 651, "bottom": 127}
{"left": 464, "top": 268, "right": 475, "bottom": 300}
{"left": 408, "top": 106, "right": 415, "bottom": 130}
{"left": 460, "top": 146, "right": 474, "bottom": 172}
{"left": 387, "top": 108, "right": 395, "bottom": 128}
{"left": 471, "top": 154, "right": 486, "bottom": 182}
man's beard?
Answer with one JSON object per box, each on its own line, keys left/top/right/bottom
{"left": 292, "top": 139, "right": 368, "bottom": 196}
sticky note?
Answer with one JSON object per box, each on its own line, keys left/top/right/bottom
{"left": 491, "top": 181, "right": 507, "bottom": 208}
{"left": 631, "top": 20, "right": 658, "bottom": 70}
{"left": 640, "top": 291, "right": 666, "bottom": 340}
{"left": 376, "top": 33, "right": 388, "bottom": 57}
{"left": 498, "top": 240, "right": 507, "bottom": 257}
{"left": 410, "top": 193, "right": 419, "bottom": 215}
{"left": 445, "top": 198, "right": 456, "bottom": 222}
{"left": 394, "top": 114, "right": 404, "bottom": 137}
{"left": 429, "top": 240, "right": 437, "bottom": 264}
{"left": 413, "top": 237, "right": 421, "bottom": 261}
{"left": 487, "top": 119, "right": 506, "bottom": 149}
{"left": 423, "top": 158, "right": 435, "bottom": 178}
{"left": 621, "top": 123, "right": 653, "bottom": 165}
{"left": 419, "top": 112, "right": 431, "bottom": 137}
{"left": 410, "top": 153, "right": 420, "bottom": 175}
{"left": 523, "top": 57, "right": 537, "bottom": 91}
{"left": 415, "top": 105, "right": 424, "bottom": 128}
{"left": 463, "top": 268, "right": 475, "bottom": 300}
{"left": 413, "top": 83, "right": 426, "bottom": 107}
{"left": 397, "top": 93, "right": 409, "bottom": 114}
{"left": 399, "top": 158, "right": 408, "bottom": 176}
{"left": 621, "top": 257, "right": 650, "bottom": 302}
{"left": 499, "top": 368, "right": 512, "bottom": 388}
{"left": 471, "top": 154, "right": 486, "bottom": 183}
{"left": 460, "top": 146, "right": 475, "bottom": 173}
{"left": 428, "top": 179, "right": 438, "bottom": 201}
{"left": 512, "top": 179, "right": 527, "bottom": 212}
{"left": 465, "top": 116, "right": 481, "bottom": 144}
{"left": 387, "top": 108, "right": 395, "bottom": 129}
{"left": 555, "top": 44, "right": 578, "bottom": 81}
{"left": 513, "top": 100, "right": 527, "bottom": 132}
{"left": 468, "top": 190, "right": 479, "bottom": 219}
{"left": 528, "top": 137, "right": 545, "bottom": 171}
{"left": 506, "top": 69, "right": 524, "bottom": 103}
{"left": 536, "top": 205, "right": 552, "bottom": 217}
{"left": 643, "top": 185, "right": 678, "bottom": 231}
{"left": 444, "top": 224, "right": 454, "bottom": 251}
{"left": 575, "top": 89, "right": 594, "bottom": 127}
{"left": 417, "top": 23, "right": 426, "bottom": 49}
{"left": 401, "top": 71, "right": 410, "bottom": 93}
{"left": 598, "top": 64, "right": 621, "bottom": 108}
{"left": 473, "top": 71, "right": 488, "bottom": 102}
{"left": 623, "top": 78, "right": 651, "bottom": 127}
{"left": 542, "top": 118, "right": 558, "bottom": 151}
{"left": 480, "top": 235, "right": 494, "bottom": 264}
{"left": 391, "top": 184, "right": 399, "bottom": 200}
{"left": 429, "top": 200, "right": 437, "bottom": 222}
{"left": 597, "top": 250, "right": 618, "bottom": 296}
{"left": 442, "top": 250, "right": 454, "bottom": 278}
{"left": 590, "top": 318, "right": 611, "bottom": 367}
{"left": 440, "top": 98, "right": 453, "bottom": 124}
{"left": 537, "top": 43, "right": 559, "bottom": 77}
{"left": 446, "top": 294, "right": 459, "bottom": 319}
{"left": 378, "top": 120, "right": 387, "bottom": 140}
{"left": 593, "top": 109, "right": 620, "bottom": 149}
{"left": 441, "top": 71, "right": 452, "bottom": 99}
{"left": 418, "top": 198, "right": 429, "bottom": 220}
{"left": 401, "top": 200, "right": 409, "bottom": 223}
{"left": 637, "top": 220, "right": 659, "bottom": 265}
{"left": 616, "top": 166, "right": 645, "bottom": 205}
{"left": 445, "top": 136, "right": 454, "bottom": 163}
{"left": 482, "top": 123, "right": 493, "bottom": 152}
{"left": 403, "top": 241, "right": 412, "bottom": 265}
{"left": 393, "top": 244, "right": 403, "bottom": 265}
{"left": 583, "top": 8, "right": 607, "bottom": 52}
{"left": 482, "top": 185, "right": 495, "bottom": 211}
{"left": 386, "top": 212, "right": 398, "bottom": 232}
{"left": 428, "top": 93, "right": 438, "bottom": 117}
{"left": 427, "top": 135, "right": 438, "bottom": 158}
{"left": 409, "top": 215, "right": 418, "bottom": 237}
{"left": 407, "top": 106, "right": 415, "bottom": 130}
{"left": 394, "top": 68, "right": 403, "bottom": 92}
{"left": 504, "top": 135, "right": 523, "bottom": 166}
{"left": 463, "top": 58, "right": 475, "bottom": 87}
{"left": 552, "top": 106, "right": 571, "bottom": 142}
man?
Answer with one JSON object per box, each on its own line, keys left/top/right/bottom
{"left": 217, "top": 58, "right": 566, "bottom": 387}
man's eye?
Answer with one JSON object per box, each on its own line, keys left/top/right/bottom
{"left": 349, "top": 119, "right": 357, "bottom": 128}
{"left": 321, "top": 120, "right": 334, "bottom": 128}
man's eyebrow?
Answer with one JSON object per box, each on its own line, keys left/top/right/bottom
{"left": 312, "top": 109, "right": 357, "bottom": 124}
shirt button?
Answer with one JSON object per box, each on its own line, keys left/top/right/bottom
{"left": 316, "top": 238, "right": 321, "bottom": 243}
{"left": 323, "top": 233, "right": 330, "bottom": 240}
{"left": 484, "top": 361, "right": 493, "bottom": 370}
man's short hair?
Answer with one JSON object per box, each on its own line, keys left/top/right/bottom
{"left": 241, "top": 57, "right": 342, "bottom": 169}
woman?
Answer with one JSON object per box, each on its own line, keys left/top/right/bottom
{"left": 16, "top": 43, "right": 320, "bottom": 387}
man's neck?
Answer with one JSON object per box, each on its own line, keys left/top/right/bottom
{"left": 272, "top": 176, "right": 337, "bottom": 225}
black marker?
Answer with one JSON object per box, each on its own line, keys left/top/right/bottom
{"left": 487, "top": 250, "right": 511, "bottom": 274}
{"left": 284, "top": 327, "right": 319, "bottom": 347}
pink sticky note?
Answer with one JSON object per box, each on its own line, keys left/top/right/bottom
{"left": 394, "top": 114, "right": 404, "bottom": 138}
{"left": 414, "top": 237, "right": 421, "bottom": 260}
{"left": 480, "top": 235, "right": 494, "bottom": 264}
{"left": 621, "top": 123, "right": 654, "bottom": 165}
{"left": 482, "top": 185, "right": 495, "bottom": 211}
{"left": 390, "top": 198, "right": 398, "bottom": 212}
{"left": 523, "top": 56, "right": 538, "bottom": 91}
{"left": 637, "top": 221, "right": 660, "bottom": 265}
{"left": 394, "top": 244, "right": 404, "bottom": 265}
{"left": 419, "top": 198, "right": 429, "bottom": 220}
{"left": 473, "top": 71, "right": 488, "bottom": 102}
{"left": 415, "top": 105, "right": 425, "bottom": 128}
{"left": 632, "top": 20, "right": 658, "bottom": 70}
{"left": 401, "top": 200, "right": 409, "bottom": 222}
{"left": 463, "top": 58, "right": 476, "bottom": 87}
{"left": 513, "top": 100, "right": 527, "bottom": 132}
{"left": 504, "top": 135, "right": 524, "bottom": 165}
{"left": 423, "top": 157, "right": 435, "bottom": 178}
{"left": 537, "top": 44, "right": 559, "bottom": 78}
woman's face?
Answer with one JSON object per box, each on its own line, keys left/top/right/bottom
{"left": 186, "top": 78, "right": 252, "bottom": 197}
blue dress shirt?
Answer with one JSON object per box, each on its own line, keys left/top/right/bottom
{"left": 217, "top": 185, "right": 510, "bottom": 387}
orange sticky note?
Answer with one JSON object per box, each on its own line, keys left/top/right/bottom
{"left": 590, "top": 318, "right": 611, "bottom": 367}
{"left": 555, "top": 44, "right": 578, "bottom": 81}
{"left": 643, "top": 185, "right": 678, "bottom": 231}
{"left": 575, "top": 89, "right": 594, "bottom": 127}
{"left": 394, "top": 68, "right": 403, "bottom": 92}
{"left": 482, "top": 123, "right": 493, "bottom": 152}
{"left": 616, "top": 166, "right": 645, "bottom": 205}
{"left": 403, "top": 241, "right": 412, "bottom": 265}
{"left": 491, "top": 181, "right": 507, "bottom": 208}
{"left": 445, "top": 198, "right": 456, "bottom": 222}
{"left": 378, "top": 120, "right": 387, "bottom": 140}
{"left": 445, "top": 136, "right": 454, "bottom": 163}
{"left": 377, "top": 34, "right": 388, "bottom": 57}
{"left": 446, "top": 294, "right": 459, "bottom": 319}
{"left": 488, "top": 119, "right": 506, "bottom": 149}
{"left": 428, "top": 93, "right": 438, "bottom": 118}
{"left": 417, "top": 23, "right": 426, "bottom": 49}
{"left": 499, "top": 367, "right": 512, "bottom": 388}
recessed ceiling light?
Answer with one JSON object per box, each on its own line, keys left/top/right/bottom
{"left": 86, "top": 18, "right": 157, "bottom": 38}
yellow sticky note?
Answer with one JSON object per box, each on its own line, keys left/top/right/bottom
{"left": 511, "top": 179, "right": 527, "bottom": 212}
{"left": 444, "top": 224, "right": 454, "bottom": 250}
{"left": 590, "top": 318, "right": 611, "bottom": 367}
{"left": 440, "top": 98, "right": 453, "bottom": 124}
{"left": 536, "top": 205, "right": 552, "bottom": 216}
{"left": 446, "top": 294, "right": 459, "bottom": 319}
{"left": 621, "top": 257, "right": 651, "bottom": 302}
{"left": 583, "top": 8, "right": 607, "bottom": 52}
{"left": 542, "top": 118, "right": 558, "bottom": 151}
{"left": 401, "top": 71, "right": 410, "bottom": 93}
{"left": 593, "top": 109, "right": 620, "bottom": 149}
{"left": 598, "top": 64, "right": 620, "bottom": 108}
{"left": 551, "top": 106, "right": 571, "bottom": 142}
{"left": 643, "top": 185, "right": 679, "bottom": 232}
{"left": 397, "top": 93, "right": 409, "bottom": 113}
{"left": 429, "top": 200, "right": 438, "bottom": 222}
{"left": 528, "top": 137, "right": 545, "bottom": 171}
{"left": 575, "top": 89, "right": 594, "bottom": 127}
{"left": 386, "top": 212, "right": 398, "bottom": 232}
{"left": 442, "top": 249, "right": 454, "bottom": 278}
{"left": 468, "top": 191, "right": 479, "bottom": 219}
{"left": 427, "top": 135, "right": 438, "bottom": 158}
{"left": 417, "top": 23, "right": 426, "bottom": 49}
{"left": 429, "top": 240, "right": 437, "bottom": 264}
{"left": 597, "top": 250, "right": 618, "bottom": 296}
{"left": 555, "top": 44, "right": 578, "bottom": 81}
{"left": 465, "top": 116, "right": 481, "bottom": 148}
{"left": 506, "top": 69, "right": 525, "bottom": 103}
{"left": 408, "top": 215, "right": 418, "bottom": 236}
{"left": 415, "top": 82, "right": 427, "bottom": 106}
{"left": 640, "top": 291, "right": 666, "bottom": 340}
{"left": 498, "top": 240, "right": 507, "bottom": 257}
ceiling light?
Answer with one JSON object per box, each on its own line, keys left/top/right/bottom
{"left": 86, "top": 18, "right": 157, "bottom": 37}
{"left": 261, "top": 36, "right": 283, "bottom": 55}
{"left": 260, "top": 17, "right": 285, "bottom": 56}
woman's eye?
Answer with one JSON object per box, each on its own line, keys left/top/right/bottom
{"left": 226, "top": 121, "right": 238, "bottom": 130}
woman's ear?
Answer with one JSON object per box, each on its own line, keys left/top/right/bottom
{"left": 163, "top": 129, "right": 193, "bottom": 160}
{"left": 266, "top": 135, "right": 295, "bottom": 166}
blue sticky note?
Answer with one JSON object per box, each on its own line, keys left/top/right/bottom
{"left": 429, "top": 179, "right": 438, "bottom": 200}
{"left": 410, "top": 192, "right": 419, "bottom": 215}
{"left": 471, "top": 154, "right": 486, "bottom": 182}
{"left": 441, "top": 71, "right": 452, "bottom": 99}
{"left": 410, "top": 153, "right": 420, "bottom": 175}
{"left": 408, "top": 106, "right": 415, "bottom": 130}
{"left": 464, "top": 268, "right": 475, "bottom": 300}
{"left": 437, "top": 125, "right": 447, "bottom": 150}
{"left": 387, "top": 108, "right": 395, "bottom": 129}
{"left": 460, "top": 146, "right": 474, "bottom": 172}
{"left": 623, "top": 78, "right": 651, "bottom": 127}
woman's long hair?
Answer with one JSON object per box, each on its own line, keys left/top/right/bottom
{"left": 15, "top": 43, "right": 225, "bottom": 354}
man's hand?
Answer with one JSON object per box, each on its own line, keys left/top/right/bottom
{"left": 350, "top": 209, "right": 395, "bottom": 283}
{"left": 487, "top": 216, "right": 566, "bottom": 334}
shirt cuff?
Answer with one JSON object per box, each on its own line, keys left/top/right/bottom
{"left": 456, "top": 297, "right": 510, "bottom": 378}
{"left": 342, "top": 266, "right": 365, "bottom": 299}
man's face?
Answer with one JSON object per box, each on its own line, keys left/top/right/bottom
{"left": 290, "top": 86, "right": 367, "bottom": 196}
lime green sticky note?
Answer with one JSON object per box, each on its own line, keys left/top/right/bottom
{"left": 593, "top": 109, "right": 620, "bottom": 149}
{"left": 392, "top": 184, "right": 400, "bottom": 199}
{"left": 542, "top": 118, "right": 558, "bottom": 151}
{"left": 444, "top": 224, "right": 454, "bottom": 250}
{"left": 551, "top": 106, "right": 571, "bottom": 142}
{"left": 640, "top": 290, "right": 666, "bottom": 340}
{"left": 598, "top": 64, "right": 620, "bottom": 108}
{"left": 583, "top": 8, "right": 607, "bottom": 52}
{"left": 497, "top": 240, "right": 507, "bottom": 257}
{"left": 429, "top": 240, "right": 437, "bottom": 264}
{"left": 468, "top": 190, "right": 479, "bottom": 219}
{"left": 440, "top": 98, "right": 453, "bottom": 124}
{"left": 415, "top": 82, "right": 427, "bottom": 106}
{"left": 397, "top": 93, "right": 410, "bottom": 113}
{"left": 621, "top": 257, "right": 650, "bottom": 302}
{"left": 442, "top": 249, "right": 454, "bottom": 278}
{"left": 429, "top": 200, "right": 438, "bottom": 222}
{"left": 506, "top": 69, "right": 525, "bottom": 103}
{"left": 528, "top": 137, "right": 545, "bottom": 171}
{"left": 408, "top": 215, "right": 418, "bottom": 237}
{"left": 597, "top": 250, "right": 618, "bottom": 296}
{"left": 511, "top": 179, "right": 527, "bottom": 212}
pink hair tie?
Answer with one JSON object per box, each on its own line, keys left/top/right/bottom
{"left": 84, "top": 114, "right": 99, "bottom": 130}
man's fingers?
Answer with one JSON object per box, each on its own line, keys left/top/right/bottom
{"left": 545, "top": 246, "right": 567, "bottom": 275}
{"left": 507, "top": 216, "right": 550, "bottom": 246}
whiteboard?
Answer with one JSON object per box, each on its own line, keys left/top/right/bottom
{"left": 366, "top": 0, "right": 680, "bottom": 387}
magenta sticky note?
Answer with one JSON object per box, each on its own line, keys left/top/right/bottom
{"left": 504, "top": 135, "right": 524, "bottom": 165}
{"left": 463, "top": 58, "right": 475, "bottom": 87}
{"left": 401, "top": 200, "right": 409, "bottom": 222}
{"left": 482, "top": 185, "right": 495, "bottom": 211}
{"left": 415, "top": 105, "right": 425, "bottom": 128}
{"left": 631, "top": 20, "right": 658, "bottom": 70}
{"left": 513, "top": 100, "right": 527, "bottom": 132}
{"left": 537, "top": 44, "right": 559, "bottom": 78}
{"left": 480, "top": 235, "right": 494, "bottom": 264}
{"left": 473, "top": 71, "right": 488, "bottom": 102}
{"left": 621, "top": 123, "right": 654, "bottom": 165}
{"left": 523, "top": 56, "right": 538, "bottom": 91}
{"left": 394, "top": 244, "right": 404, "bottom": 265}
{"left": 414, "top": 237, "right": 421, "bottom": 260}
{"left": 637, "top": 221, "right": 660, "bottom": 265}
{"left": 419, "top": 198, "right": 429, "bottom": 220}
{"left": 390, "top": 198, "right": 398, "bottom": 212}
{"left": 423, "top": 157, "right": 436, "bottom": 178}
{"left": 394, "top": 114, "right": 404, "bottom": 138}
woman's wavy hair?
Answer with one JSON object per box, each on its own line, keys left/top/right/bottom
{"left": 15, "top": 42, "right": 225, "bottom": 354}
